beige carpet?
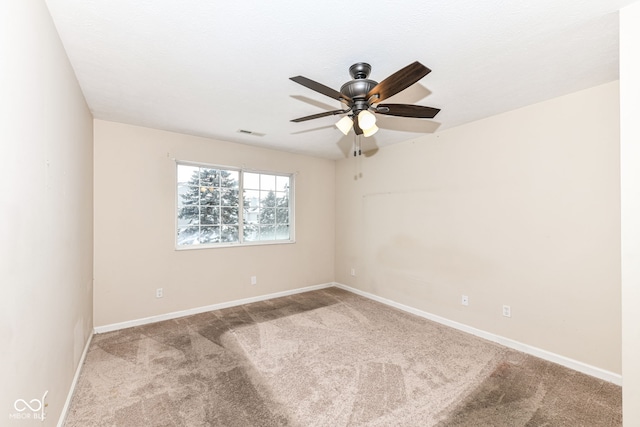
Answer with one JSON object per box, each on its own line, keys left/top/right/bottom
{"left": 64, "top": 287, "right": 621, "bottom": 426}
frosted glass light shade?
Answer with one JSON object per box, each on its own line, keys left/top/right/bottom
{"left": 357, "top": 110, "right": 376, "bottom": 130}
{"left": 362, "top": 124, "right": 379, "bottom": 137}
{"left": 335, "top": 116, "right": 354, "bottom": 135}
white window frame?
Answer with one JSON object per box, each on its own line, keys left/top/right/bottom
{"left": 175, "top": 160, "right": 295, "bottom": 250}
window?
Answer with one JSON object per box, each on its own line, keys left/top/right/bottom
{"left": 176, "top": 162, "right": 293, "bottom": 248}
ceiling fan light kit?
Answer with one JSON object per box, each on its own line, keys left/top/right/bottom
{"left": 362, "top": 124, "right": 379, "bottom": 138}
{"left": 357, "top": 110, "right": 377, "bottom": 130}
{"left": 290, "top": 61, "right": 440, "bottom": 140}
{"left": 336, "top": 116, "right": 354, "bottom": 135}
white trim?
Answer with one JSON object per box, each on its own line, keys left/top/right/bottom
{"left": 333, "top": 282, "right": 622, "bottom": 385}
{"left": 174, "top": 239, "right": 296, "bottom": 251}
{"left": 94, "top": 283, "right": 334, "bottom": 334}
{"left": 91, "top": 281, "right": 621, "bottom": 385}
{"left": 57, "top": 332, "right": 93, "bottom": 427}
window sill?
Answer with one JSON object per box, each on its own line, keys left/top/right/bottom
{"left": 175, "top": 239, "right": 296, "bottom": 251}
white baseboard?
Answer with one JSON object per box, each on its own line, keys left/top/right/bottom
{"left": 57, "top": 332, "right": 93, "bottom": 427}
{"left": 94, "top": 282, "right": 334, "bottom": 334}
{"left": 333, "top": 282, "right": 622, "bottom": 386}
{"left": 92, "top": 281, "right": 621, "bottom": 385}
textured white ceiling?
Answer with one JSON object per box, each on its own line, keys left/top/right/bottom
{"left": 45, "top": 0, "right": 634, "bottom": 159}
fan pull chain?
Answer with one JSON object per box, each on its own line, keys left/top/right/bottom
{"left": 353, "top": 132, "right": 357, "bottom": 157}
{"left": 357, "top": 135, "right": 363, "bottom": 177}
{"left": 352, "top": 134, "right": 360, "bottom": 178}
{"left": 353, "top": 134, "right": 363, "bottom": 157}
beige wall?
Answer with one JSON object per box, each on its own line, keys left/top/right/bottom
{"left": 93, "top": 120, "right": 335, "bottom": 327}
{"left": 336, "top": 81, "right": 621, "bottom": 374}
{"left": 621, "top": 2, "right": 640, "bottom": 425}
{"left": 0, "top": 1, "right": 94, "bottom": 425}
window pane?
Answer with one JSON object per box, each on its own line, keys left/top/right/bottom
{"left": 276, "top": 191, "right": 288, "bottom": 207}
{"left": 276, "top": 208, "right": 289, "bottom": 224}
{"left": 199, "top": 168, "right": 219, "bottom": 186}
{"left": 177, "top": 216, "right": 192, "bottom": 228}
{"left": 200, "top": 188, "right": 220, "bottom": 206}
{"left": 260, "top": 190, "right": 276, "bottom": 207}
{"left": 221, "top": 170, "right": 239, "bottom": 188}
{"left": 177, "top": 165, "right": 199, "bottom": 185}
{"left": 259, "top": 225, "right": 275, "bottom": 240}
{"left": 243, "top": 207, "right": 258, "bottom": 224}
{"left": 177, "top": 227, "right": 199, "bottom": 245}
{"left": 178, "top": 186, "right": 199, "bottom": 207}
{"left": 177, "top": 226, "right": 221, "bottom": 245}
{"left": 221, "top": 188, "right": 238, "bottom": 206}
{"left": 178, "top": 205, "right": 199, "bottom": 225}
{"left": 244, "top": 190, "right": 259, "bottom": 209}
{"left": 243, "top": 223, "right": 258, "bottom": 241}
{"left": 276, "top": 176, "right": 290, "bottom": 192}
{"left": 200, "top": 206, "right": 220, "bottom": 225}
{"left": 221, "top": 226, "right": 239, "bottom": 242}
{"left": 276, "top": 224, "right": 290, "bottom": 240}
{"left": 221, "top": 207, "right": 238, "bottom": 225}
{"left": 259, "top": 208, "right": 275, "bottom": 225}
{"left": 200, "top": 226, "right": 220, "bottom": 244}
{"left": 244, "top": 172, "right": 260, "bottom": 190}
{"left": 261, "top": 174, "right": 276, "bottom": 191}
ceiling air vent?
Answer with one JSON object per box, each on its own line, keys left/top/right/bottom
{"left": 237, "top": 129, "right": 265, "bottom": 137}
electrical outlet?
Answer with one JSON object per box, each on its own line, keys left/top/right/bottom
{"left": 156, "top": 288, "right": 163, "bottom": 298}
{"left": 461, "top": 295, "right": 469, "bottom": 306}
{"left": 251, "top": 276, "right": 257, "bottom": 285}
{"left": 351, "top": 268, "right": 356, "bottom": 277}
{"left": 502, "top": 305, "right": 511, "bottom": 317}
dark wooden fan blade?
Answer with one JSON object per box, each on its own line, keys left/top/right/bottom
{"left": 366, "top": 62, "right": 431, "bottom": 103}
{"left": 290, "top": 109, "right": 349, "bottom": 123}
{"left": 290, "top": 76, "right": 352, "bottom": 103}
{"left": 375, "top": 103, "right": 440, "bottom": 119}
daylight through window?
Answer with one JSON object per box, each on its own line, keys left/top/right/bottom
{"left": 176, "top": 163, "right": 293, "bottom": 248}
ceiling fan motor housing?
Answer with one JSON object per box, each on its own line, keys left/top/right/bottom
{"left": 340, "top": 62, "right": 378, "bottom": 104}
{"left": 349, "top": 62, "right": 372, "bottom": 79}
{"left": 340, "top": 79, "right": 378, "bottom": 101}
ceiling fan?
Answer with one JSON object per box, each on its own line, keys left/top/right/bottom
{"left": 290, "top": 61, "right": 440, "bottom": 138}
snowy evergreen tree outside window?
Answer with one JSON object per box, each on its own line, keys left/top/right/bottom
{"left": 177, "top": 163, "right": 292, "bottom": 247}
